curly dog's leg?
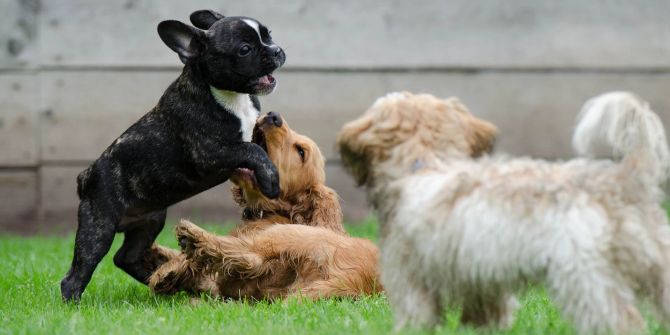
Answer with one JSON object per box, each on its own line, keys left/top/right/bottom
{"left": 548, "top": 261, "right": 644, "bottom": 335}
{"left": 460, "top": 292, "right": 519, "bottom": 329}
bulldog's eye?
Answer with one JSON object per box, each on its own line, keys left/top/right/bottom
{"left": 295, "top": 145, "right": 305, "bottom": 162}
{"left": 238, "top": 44, "right": 252, "bottom": 56}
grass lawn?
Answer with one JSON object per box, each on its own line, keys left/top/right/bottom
{"left": 1, "top": 214, "right": 669, "bottom": 335}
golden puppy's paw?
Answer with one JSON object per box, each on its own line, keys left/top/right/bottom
{"left": 149, "top": 267, "right": 179, "bottom": 294}
{"left": 175, "top": 219, "right": 205, "bottom": 256}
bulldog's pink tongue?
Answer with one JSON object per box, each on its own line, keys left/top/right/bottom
{"left": 259, "top": 74, "right": 274, "bottom": 85}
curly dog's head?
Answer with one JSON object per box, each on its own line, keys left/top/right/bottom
{"left": 337, "top": 92, "right": 497, "bottom": 186}
{"left": 231, "top": 112, "right": 343, "bottom": 232}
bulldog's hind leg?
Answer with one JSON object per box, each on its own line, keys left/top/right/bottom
{"left": 114, "top": 209, "right": 167, "bottom": 284}
{"left": 61, "top": 198, "right": 121, "bottom": 302}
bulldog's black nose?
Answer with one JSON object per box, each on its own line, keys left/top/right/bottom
{"left": 270, "top": 45, "right": 283, "bottom": 58}
{"left": 264, "top": 111, "right": 282, "bottom": 127}
{"left": 269, "top": 45, "right": 286, "bottom": 67}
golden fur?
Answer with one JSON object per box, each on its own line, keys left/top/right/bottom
{"left": 228, "top": 116, "right": 345, "bottom": 234}
{"left": 148, "top": 113, "right": 381, "bottom": 300}
{"left": 337, "top": 91, "right": 670, "bottom": 334}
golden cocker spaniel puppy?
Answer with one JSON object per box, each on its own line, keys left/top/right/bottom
{"left": 148, "top": 112, "right": 381, "bottom": 300}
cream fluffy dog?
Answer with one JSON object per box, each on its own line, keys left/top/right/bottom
{"left": 337, "top": 91, "right": 670, "bottom": 334}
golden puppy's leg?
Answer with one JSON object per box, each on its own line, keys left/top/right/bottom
{"left": 175, "top": 220, "right": 265, "bottom": 278}
{"left": 142, "top": 244, "right": 180, "bottom": 274}
{"left": 246, "top": 225, "right": 338, "bottom": 265}
{"left": 149, "top": 254, "right": 195, "bottom": 295}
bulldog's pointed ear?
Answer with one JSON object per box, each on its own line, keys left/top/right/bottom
{"left": 190, "top": 10, "right": 225, "bottom": 30}
{"left": 157, "top": 20, "right": 206, "bottom": 64}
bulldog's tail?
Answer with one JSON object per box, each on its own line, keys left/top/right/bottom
{"left": 572, "top": 91, "right": 670, "bottom": 185}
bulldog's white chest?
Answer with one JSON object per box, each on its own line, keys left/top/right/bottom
{"left": 210, "top": 87, "right": 259, "bottom": 142}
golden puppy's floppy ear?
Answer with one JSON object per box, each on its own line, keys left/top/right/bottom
{"left": 292, "top": 184, "right": 345, "bottom": 234}
{"left": 230, "top": 185, "right": 246, "bottom": 207}
{"left": 467, "top": 115, "right": 498, "bottom": 157}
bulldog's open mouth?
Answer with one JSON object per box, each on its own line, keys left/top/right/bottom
{"left": 254, "top": 73, "right": 276, "bottom": 95}
{"left": 258, "top": 74, "right": 275, "bottom": 86}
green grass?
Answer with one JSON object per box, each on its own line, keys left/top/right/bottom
{"left": 1, "top": 215, "right": 669, "bottom": 335}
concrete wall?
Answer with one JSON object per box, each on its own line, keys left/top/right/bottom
{"left": 1, "top": 0, "right": 669, "bottom": 233}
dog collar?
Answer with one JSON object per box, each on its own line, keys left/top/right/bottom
{"left": 242, "top": 208, "right": 263, "bottom": 220}
{"left": 411, "top": 159, "right": 425, "bottom": 173}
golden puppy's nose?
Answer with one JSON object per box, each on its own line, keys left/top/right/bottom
{"left": 263, "top": 111, "right": 283, "bottom": 127}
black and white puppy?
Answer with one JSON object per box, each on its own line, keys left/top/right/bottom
{"left": 60, "top": 10, "right": 286, "bottom": 302}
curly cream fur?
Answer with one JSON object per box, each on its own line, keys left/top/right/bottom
{"left": 337, "top": 91, "right": 670, "bottom": 334}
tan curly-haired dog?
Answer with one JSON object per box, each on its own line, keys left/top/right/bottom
{"left": 337, "top": 91, "right": 670, "bottom": 334}
{"left": 148, "top": 112, "right": 381, "bottom": 300}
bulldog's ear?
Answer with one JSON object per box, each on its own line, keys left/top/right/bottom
{"left": 190, "top": 9, "right": 225, "bottom": 30}
{"left": 157, "top": 20, "right": 206, "bottom": 64}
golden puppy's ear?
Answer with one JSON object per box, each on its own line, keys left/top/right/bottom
{"left": 467, "top": 116, "right": 498, "bottom": 157}
{"left": 230, "top": 185, "right": 247, "bottom": 207}
{"left": 292, "top": 185, "right": 345, "bottom": 234}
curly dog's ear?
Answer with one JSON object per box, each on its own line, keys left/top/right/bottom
{"left": 467, "top": 116, "right": 498, "bottom": 157}
{"left": 337, "top": 114, "right": 375, "bottom": 186}
{"left": 292, "top": 185, "right": 345, "bottom": 234}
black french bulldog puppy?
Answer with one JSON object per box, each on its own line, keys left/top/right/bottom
{"left": 60, "top": 9, "right": 286, "bottom": 302}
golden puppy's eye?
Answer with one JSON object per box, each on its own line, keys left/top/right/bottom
{"left": 295, "top": 144, "right": 305, "bottom": 162}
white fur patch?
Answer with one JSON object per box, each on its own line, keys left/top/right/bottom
{"left": 372, "top": 92, "right": 408, "bottom": 108}
{"left": 242, "top": 19, "right": 269, "bottom": 46}
{"left": 573, "top": 91, "right": 670, "bottom": 182}
{"left": 210, "top": 87, "right": 259, "bottom": 142}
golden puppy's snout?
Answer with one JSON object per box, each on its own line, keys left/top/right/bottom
{"left": 259, "top": 111, "right": 283, "bottom": 128}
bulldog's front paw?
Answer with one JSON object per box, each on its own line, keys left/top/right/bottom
{"left": 256, "top": 163, "right": 280, "bottom": 199}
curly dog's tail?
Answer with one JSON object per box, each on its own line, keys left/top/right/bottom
{"left": 573, "top": 91, "right": 670, "bottom": 185}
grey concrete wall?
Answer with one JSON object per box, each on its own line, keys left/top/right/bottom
{"left": 1, "top": 0, "right": 669, "bottom": 233}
